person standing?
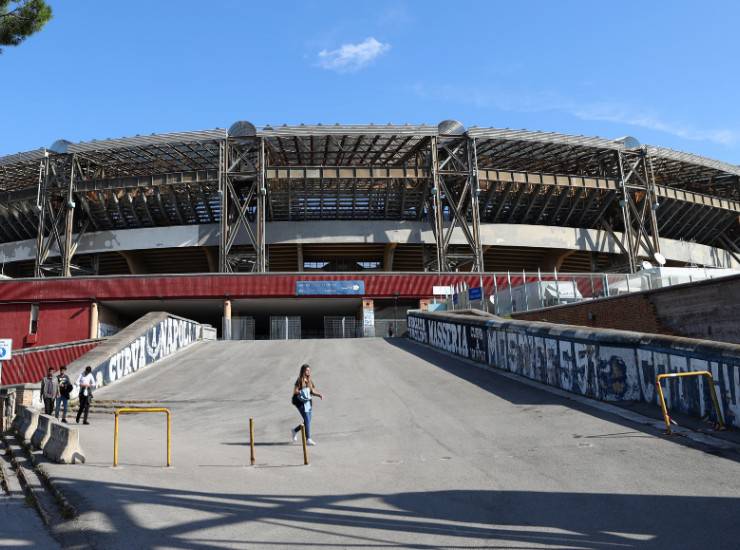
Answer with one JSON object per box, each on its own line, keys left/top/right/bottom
{"left": 55, "top": 366, "right": 72, "bottom": 423}
{"left": 290, "top": 364, "right": 323, "bottom": 446}
{"left": 76, "top": 366, "right": 96, "bottom": 425}
{"left": 40, "top": 368, "right": 59, "bottom": 415}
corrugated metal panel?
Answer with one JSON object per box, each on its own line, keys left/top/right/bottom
{"left": 0, "top": 148, "right": 47, "bottom": 166}
{"left": 468, "top": 127, "right": 622, "bottom": 151}
{"left": 647, "top": 146, "right": 740, "bottom": 177}
{"left": 1, "top": 340, "right": 99, "bottom": 385}
{"left": 64, "top": 129, "right": 227, "bottom": 154}
{"left": 0, "top": 273, "right": 501, "bottom": 301}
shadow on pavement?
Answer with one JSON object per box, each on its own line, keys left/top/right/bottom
{"left": 50, "top": 479, "right": 740, "bottom": 549}
{"left": 386, "top": 338, "right": 740, "bottom": 464}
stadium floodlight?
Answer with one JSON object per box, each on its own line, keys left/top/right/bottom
{"left": 654, "top": 252, "right": 667, "bottom": 266}
{"left": 614, "top": 136, "right": 641, "bottom": 149}
{"left": 49, "top": 139, "right": 72, "bottom": 154}
{"left": 228, "top": 121, "right": 257, "bottom": 138}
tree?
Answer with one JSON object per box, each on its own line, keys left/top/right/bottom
{"left": 0, "top": 0, "right": 52, "bottom": 53}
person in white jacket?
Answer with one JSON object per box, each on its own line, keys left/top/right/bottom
{"left": 290, "top": 364, "right": 323, "bottom": 446}
{"left": 75, "top": 366, "right": 96, "bottom": 425}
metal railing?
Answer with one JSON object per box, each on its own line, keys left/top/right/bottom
{"left": 436, "top": 268, "right": 737, "bottom": 316}
{"left": 113, "top": 407, "right": 172, "bottom": 467}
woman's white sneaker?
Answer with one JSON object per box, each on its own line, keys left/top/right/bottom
{"left": 291, "top": 430, "right": 298, "bottom": 442}
{"left": 307, "top": 438, "right": 316, "bottom": 446}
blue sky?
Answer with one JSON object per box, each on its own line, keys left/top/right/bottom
{"left": 1, "top": 0, "right": 739, "bottom": 163}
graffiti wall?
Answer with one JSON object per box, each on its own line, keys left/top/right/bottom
{"left": 408, "top": 312, "right": 740, "bottom": 429}
{"left": 89, "top": 316, "right": 201, "bottom": 388}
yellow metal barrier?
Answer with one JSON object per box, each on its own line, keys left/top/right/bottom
{"left": 113, "top": 407, "right": 172, "bottom": 467}
{"left": 655, "top": 371, "right": 725, "bottom": 435}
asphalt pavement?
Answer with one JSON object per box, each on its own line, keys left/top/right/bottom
{"left": 37, "top": 338, "right": 740, "bottom": 549}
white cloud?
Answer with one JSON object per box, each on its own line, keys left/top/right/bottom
{"left": 412, "top": 83, "right": 737, "bottom": 147}
{"left": 317, "top": 37, "right": 390, "bottom": 73}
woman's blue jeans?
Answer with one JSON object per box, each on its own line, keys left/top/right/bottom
{"left": 296, "top": 407, "right": 312, "bottom": 439}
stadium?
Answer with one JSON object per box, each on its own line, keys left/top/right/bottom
{"left": 1, "top": 120, "right": 739, "bottom": 343}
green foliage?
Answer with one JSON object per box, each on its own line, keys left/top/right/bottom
{"left": 0, "top": 0, "right": 52, "bottom": 53}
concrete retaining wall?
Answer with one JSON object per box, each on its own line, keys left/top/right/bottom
{"left": 66, "top": 312, "right": 205, "bottom": 392}
{"left": 12, "top": 406, "right": 39, "bottom": 442}
{"left": 408, "top": 310, "right": 740, "bottom": 428}
{"left": 31, "top": 414, "right": 53, "bottom": 450}
{"left": 43, "top": 421, "right": 85, "bottom": 464}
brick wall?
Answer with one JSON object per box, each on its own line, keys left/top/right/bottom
{"left": 512, "top": 274, "right": 740, "bottom": 344}
{"left": 513, "top": 293, "right": 669, "bottom": 335}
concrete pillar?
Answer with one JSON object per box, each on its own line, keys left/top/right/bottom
{"left": 383, "top": 243, "right": 397, "bottom": 272}
{"left": 361, "top": 299, "right": 375, "bottom": 337}
{"left": 297, "top": 244, "right": 304, "bottom": 272}
{"left": 204, "top": 247, "right": 218, "bottom": 272}
{"left": 89, "top": 302, "right": 99, "bottom": 339}
{"left": 223, "top": 299, "right": 232, "bottom": 340}
{"left": 119, "top": 251, "right": 147, "bottom": 274}
{"left": 541, "top": 249, "right": 575, "bottom": 271}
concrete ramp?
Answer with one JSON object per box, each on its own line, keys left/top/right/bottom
{"left": 66, "top": 312, "right": 210, "bottom": 392}
{"left": 37, "top": 338, "right": 740, "bottom": 549}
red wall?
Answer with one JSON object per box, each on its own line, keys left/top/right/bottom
{"left": 0, "top": 304, "right": 29, "bottom": 348}
{"left": 1, "top": 340, "right": 99, "bottom": 384}
{"left": 0, "top": 302, "right": 91, "bottom": 349}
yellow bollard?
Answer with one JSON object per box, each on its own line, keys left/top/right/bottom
{"left": 249, "top": 417, "right": 255, "bottom": 466}
{"left": 300, "top": 424, "right": 309, "bottom": 465}
{"left": 113, "top": 413, "right": 120, "bottom": 466}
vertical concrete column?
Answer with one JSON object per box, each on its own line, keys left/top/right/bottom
{"left": 223, "top": 299, "right": 232, "bottom": 340}
{"left": 362, "top": 299, "right": 375, "bottom": 337}
{"left": 89, "top": 302, "right": 99, "bottom": 339}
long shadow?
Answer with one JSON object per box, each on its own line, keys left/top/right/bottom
{"left": 49, "top": 477, "right": 740, "bottom": 549}
{"left": 386, "top": 338, "right": 740, "bottom": 463}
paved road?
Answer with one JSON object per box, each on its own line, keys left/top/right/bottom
{"left": 0, "top": 496, "right": 60, "bottom": 548}
{"left": 41, "top": 338, "right": 740, "bottom": 549}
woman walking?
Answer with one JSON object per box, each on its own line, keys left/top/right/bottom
{"left": 290, "top": 364, "right": 323, "bottom": 446}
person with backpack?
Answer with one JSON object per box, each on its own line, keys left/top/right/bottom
{"left": 55, "top": 366, "right": 73, "bottom": 423}
{"left": 76, "top": 366, "right": 96, "bottom": 425}
{"left": 40, "top": 368, "right": 58, "bottom": 415}
{"left": 290, "top": 364, "right": 323, "bottom": 446}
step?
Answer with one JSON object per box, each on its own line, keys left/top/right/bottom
{"left": 1, "top": 433, "right": 68, "bottom": 526}
{"left": 0, "top": 444, "right": 23, "bottom": 496}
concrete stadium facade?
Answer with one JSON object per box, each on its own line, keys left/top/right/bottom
{"left": 1, "top": 121, "right": 739, "bottom": 344}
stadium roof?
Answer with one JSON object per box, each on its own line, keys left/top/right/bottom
{"left": 1, "top": 124, "right": 739, "bottom": 196}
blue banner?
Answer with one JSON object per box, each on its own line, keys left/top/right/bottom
{"left": 296, "top": 280, "right": 365, "bottom": 296}
{"left": 468, "top": 287, "right": 482, "bottom": 301}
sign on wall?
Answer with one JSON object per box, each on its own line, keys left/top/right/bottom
{"left": 296, "top": 280, "right": 365, "bottom": 296}
{"left": 0, "top": 339, "right": 11, "bottom": 361}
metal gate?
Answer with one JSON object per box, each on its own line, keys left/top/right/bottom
{"left": 270, "top": 316, "right": 301, "bottom": 340}
{"left": 324, "top": 316, "right": 362, "bottom": 338}
{"left": 374, "top": 319, "right": 408, "bottom": 338}
{"left": 223, "top": 316, "right": 255, "bottom": 340}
